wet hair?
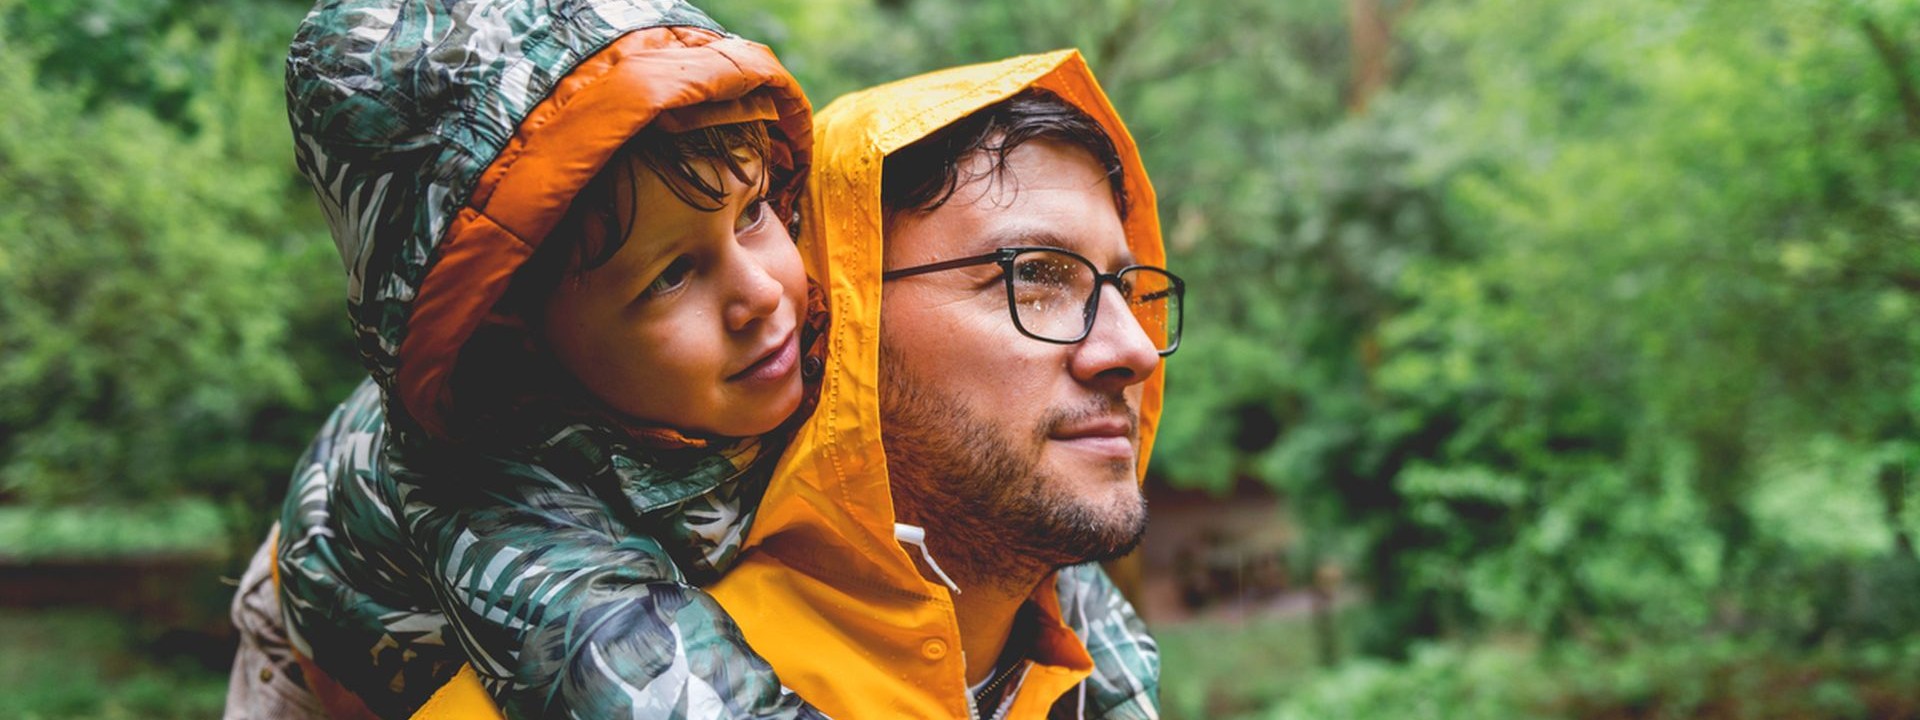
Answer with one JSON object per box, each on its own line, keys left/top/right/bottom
{"left": 881, "top": 88, "right": 1129, "bottom": 224}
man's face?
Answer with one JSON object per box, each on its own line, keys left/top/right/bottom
{"left": 879, "top": 138, "right": 1162, "bottom": 589}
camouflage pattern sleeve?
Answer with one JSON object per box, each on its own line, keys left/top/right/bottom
{"left": 1054, "top": 562, "right": 1161, "bottom": 719}
{"left": 399, "top": 471, "right": 829, "bottom": 720}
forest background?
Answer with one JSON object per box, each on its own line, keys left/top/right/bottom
{"left": 3, "top": 0, "right": 1919, "bottom": 717}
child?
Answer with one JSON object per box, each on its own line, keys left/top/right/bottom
{"left": 273, "top": 122, "right": 828, "bottom": 719}
{"left": 224, "top": 2, "right": 1153, "bottom": 719}
{"left": 250, "top": 0, "right": 828, "bottom": 717}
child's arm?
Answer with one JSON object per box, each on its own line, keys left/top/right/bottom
{"left": 398, "top": 474, "right": 828, "bottom": 720}
{"left": 1055, "top": 562, "right": 1162, "bottom": 719}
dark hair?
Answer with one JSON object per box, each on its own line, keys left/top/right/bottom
{"left": 881, "top": 88, "right": 1129, "bottom": 224}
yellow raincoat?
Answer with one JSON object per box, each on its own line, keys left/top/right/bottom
{"left": 414, "top": 49, "right": 1164, "bottom": 720}
{"left": 705, "top": 49, "right": 1166, "bottom": 719}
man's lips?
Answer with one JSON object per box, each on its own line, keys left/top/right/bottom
{"left": 1049, "top": 415, "right": 1137, "bottom": 457}
{"left": 730, "top": 328, "right": 799, "bottom": 384}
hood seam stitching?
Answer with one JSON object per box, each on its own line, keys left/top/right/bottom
{"left": 466, "top": 26, "right": 720, "bottom": 221}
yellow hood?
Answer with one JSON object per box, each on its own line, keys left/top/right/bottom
{"left": 708, "top": 49, "right": 1165, "bottom": 719}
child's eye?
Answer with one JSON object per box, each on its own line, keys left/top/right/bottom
{"left": 735, "top": 199, "right": 769, "bottom": 233}
{"left": 640, "top": 256, "right": 694, "bottom": 299}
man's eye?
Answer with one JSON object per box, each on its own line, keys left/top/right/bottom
{"left": 641, "top": 256, "right": 694, "bottom": 299}
{"left": 735, "top": 199, "right": 768, "bottom": 233}
{"left": 1013, "top": 257, "right": 1075, "bottom": 287}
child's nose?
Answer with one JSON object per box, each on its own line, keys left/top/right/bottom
{"left": 724, "top": 251, "right": 784, "bottom": 331}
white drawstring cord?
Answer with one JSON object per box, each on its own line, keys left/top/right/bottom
{"left": 894, "top": 523, "right": 963, "bottom": 595}
{"left": 1075, "top": 581, "right": 1090, "bottom": 720}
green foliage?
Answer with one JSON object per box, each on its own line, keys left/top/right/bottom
{"left": 0, "top": 610, "right": 228, "bottom": 719}
{"left": 1268, "top": 636, "right": 1920, "bottom": 720}
{"left": 1157, "top": 613, "right": 1327, "bottom": 720}
{"left": 0, "top": 0, "right": 356, "bottom": 522}
{"left": 1355, "top": 0, "right": 1920, "bottom": 649}
{"left": 0, "top": 500, "right": 226, "bottom": 560}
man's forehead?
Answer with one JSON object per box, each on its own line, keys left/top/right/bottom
{"left": 909, "top": 142, "right": 1133, "bottom": 265}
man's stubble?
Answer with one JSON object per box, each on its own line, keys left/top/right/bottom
{"left": 878, "top": 342, "right": 1148, "bottom": 596}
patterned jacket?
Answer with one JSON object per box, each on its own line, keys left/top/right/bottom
{"left": 271, "top": 0, "right": 1158, "bottom": 718}
{"left": 280, "top": 380, "right": 817, "bottom": 718}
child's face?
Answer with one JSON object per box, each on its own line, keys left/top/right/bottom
{"left": 541, "top": 151, "right": 807, "bottom": 438}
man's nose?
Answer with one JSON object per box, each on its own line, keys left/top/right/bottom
{"left": 724, "top": 247, "right": 784, "bottom": 331}
{"left": 1069, "top": 284, "right": 1162, "bottom": 390}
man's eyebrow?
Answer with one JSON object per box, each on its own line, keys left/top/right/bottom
{"left": 976, "top": 227, "right": 1136, "bottom": 267}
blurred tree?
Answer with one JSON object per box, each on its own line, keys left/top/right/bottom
{"left": 0, "top": 0, "right": 356, "bottom": 552}
{"left": 1335, "top": 0, "right": 1920, "bottom": 650}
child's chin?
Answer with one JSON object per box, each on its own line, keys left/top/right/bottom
{"left": 726, "top": 381, "right": 806, "bottom": 437}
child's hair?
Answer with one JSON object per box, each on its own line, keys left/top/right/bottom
{"left": 447, "top": 120, "right": 782, "bottom": 441}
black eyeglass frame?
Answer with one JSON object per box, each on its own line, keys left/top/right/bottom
{"left": 881, "top": 245, "right": 1185, "bottom": 356}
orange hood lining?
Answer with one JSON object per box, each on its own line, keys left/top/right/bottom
{"left": 394, "top": 27, "right": 811, "bottom": 440}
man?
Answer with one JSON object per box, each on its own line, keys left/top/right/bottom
{"left": 707, "top": 50, "right": 1178, "bottom": 719}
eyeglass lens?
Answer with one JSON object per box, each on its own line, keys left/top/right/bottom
{"left": 1008, "top": 249, "right": 1180, "bottom": 351}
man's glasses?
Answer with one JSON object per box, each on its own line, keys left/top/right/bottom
{"left": 882, "top": 246, "right": 1184, "bottom": 356}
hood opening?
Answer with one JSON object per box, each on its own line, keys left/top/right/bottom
{"left": 387, "top": 29, "right": 811, "bottom": 440}
{"left": 437, "top": 92, "right": 798, "bottom": 448}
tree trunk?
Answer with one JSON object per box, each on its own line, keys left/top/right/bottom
{"left": 1310, "top": 560, "right": 1343, "bottom": 667}
{"left": 1348, "top": 0, "right": 1391, "bottom": 114}
{"left": 1881, "top": 461, "right": 1916, "bottom": 559}
{"left": 1860, "top": 17, "right": 1920, "bottom": 138}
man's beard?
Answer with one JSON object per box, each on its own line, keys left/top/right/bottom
{"left": 879, "top": 344, "right": 1148, "bottom": 595}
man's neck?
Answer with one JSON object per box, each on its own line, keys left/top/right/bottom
{"left": 951, "top": 570, "right": 1043, "bottom": 685}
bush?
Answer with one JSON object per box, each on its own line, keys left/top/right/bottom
{"left": 0, "top": 1, "right": 358, "bottom": 532}
{"left": 1269, "top": 636, "right": 1920, "bottom": 720}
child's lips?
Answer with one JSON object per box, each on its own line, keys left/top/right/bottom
{"left": 731, "top": 329, "right": 799, "bottom": 384}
